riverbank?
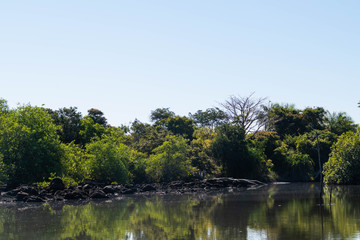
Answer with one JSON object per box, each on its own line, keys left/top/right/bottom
{"left": 0, "top": 177, "right": 266, "bottom": 203}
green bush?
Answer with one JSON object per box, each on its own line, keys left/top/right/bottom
{"left": 128, "top": 150, "right": 148, "bottom": 183}
{"left": 61, "top": 142, "right": 88, "bottom": 183}
{"left": 323, "top": 130, "right": 360, "bottom": 184}
{"left": 146, "top": 135, "right": 194, "bottom": 182}
{"left": 0, "top": 105, "right": 63, "bottom": 185}
{"left": 273, "top": 141, "right": 314, "bottom": 181}
{"left": 85, "top": 129, "right": 130, "bottom": 184}
{"left": 211, "top": 124, "right": 265, "bottom": 179}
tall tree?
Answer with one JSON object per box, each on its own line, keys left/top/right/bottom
{"left": 47, "top": 107, "right": 82, "bottom": 144}
{"left": 324, "top": 111, "right": 357, "bottom": 135}
{"left": 265, "top": 104, "right": 325, "bottom": 138}
{"left": 220, "top": 93, "right": 267, "bottom": 134}
{"left": 211, "top": 124, "right": 263, "bottom": 179}
{"left": 129, "top": 119, "right": 170, "bottom": 155}
{"left": 164, "top": 116, "right": 195, "bottom": 140}
{"left": 0, "top": 98, "right": 9, "bottom": 114}
{"left": 189, "top": 108, "right": 228, "bottom": 128}
{"left": 150, "top": 108, "right": 175, "bottom": 123}
{"left": 87, "top": 108, "right": 108, "bottom": 127}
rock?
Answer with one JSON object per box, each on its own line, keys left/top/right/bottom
{"left": 16, "top": 191, "right": 29, "bottom": 201}
{"left": 90, "top": 190, "right": 108, "bottom": 199}
{"left": 20, "top": 186, "right": 38, "bottom": 196}
{"left": 49, "top": 178, "right": 65, "bottom": 191}
{"left": 122, "top": 188, "right": 137, "bottom": 194}
{"left": 168, "top": 181, "right": 184, "bottom": 189}
{"left": 26, "top": 196, "right": 45, "bottom": 203}
{"left": 103, "top": 185, "right": 115, "bottom": 194}
{"left": 64, "top": 190, "right": 83, "bottom": 200}
{"left": 141, "top": 184, "right": 156, "bottom": 192}
{"left": 5, "top": 189, "right": 20, "bottom": 197}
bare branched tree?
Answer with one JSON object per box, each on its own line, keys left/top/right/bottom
{"left": 220, "top": 93, "right": 267, "bottom": 135}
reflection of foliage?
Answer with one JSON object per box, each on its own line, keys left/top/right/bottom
{"left": 59, "top": 202, "right": 132, "bottom": 239}
{"left": 0, "top": 195, "right": 222, "bottom": 240}
{"left": 248, "top": 184, "right": 360, "bottom": 239}
{"left": 1, "top": 185, "right": 360, "bottom": 239}
{"left": 128, "top": 196, "right": 216, "bottom": 240}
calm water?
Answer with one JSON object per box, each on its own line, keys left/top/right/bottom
{"left": 1, "top": 183, "right": 360, "bottom": 240}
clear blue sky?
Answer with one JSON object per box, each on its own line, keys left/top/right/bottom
{"left": 1, "top": 1, "right": 359, "bottom": 126}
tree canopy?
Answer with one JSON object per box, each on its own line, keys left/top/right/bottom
{"left": 0, "top": 96, "right": 358, "bottom": 186}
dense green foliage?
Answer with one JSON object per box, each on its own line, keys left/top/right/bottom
{"left": 211, "top": 124, "right": 266, "bottom": 179}
{"left": 85, "top": 130, "right": 129, "bottom": 184}
{"left": 0, "top": 95, "right": 358, "bottom": 185}
{"left": 323, "top": 129, "right": 360, "bottom": 184}
{"left": 146, "top": 135, "right": 194, "bottom": 182}
{"left": 0, "top": 105, "right": 63, "bottom": 185}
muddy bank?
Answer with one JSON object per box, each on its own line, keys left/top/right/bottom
{"left": 0, "top": 177, "right": 266, "bottom": 203}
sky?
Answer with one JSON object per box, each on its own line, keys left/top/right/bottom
{"left": 1, "top": 1, "right": 360, "bottom": 126}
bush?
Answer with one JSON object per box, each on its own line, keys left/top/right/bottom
{"left": 211, "top": 124, "right": 265, "bottom": 179}
{"left": 0, "top": 105, "right": 64, "bottom": 185}
{"left": 146, "top": 135, "right": 194, "bottom": 182}
{"left": 190, "top": 128, "right": 220, "bottom": 177}
{"left": 323, "top": 130, "right": 360, "bottom": 184}
{"left": 61, "top": 142, "right": 88, "bottom": 183}
{"left": 273, "top": 141, "right": 314, "bottom": 181}
{"left": 85, "top": 130, "right": 130, "bottom": 184}
{"left": 128, "top": 150, "right": 148, "bottom": 183}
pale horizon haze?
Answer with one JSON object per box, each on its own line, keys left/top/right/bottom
{"left": 1, "top": 1, "right": 359, "bottom": 126}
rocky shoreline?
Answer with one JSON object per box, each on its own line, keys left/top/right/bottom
{"left": 0, "top": 177, "right": 266, "bottom": 203}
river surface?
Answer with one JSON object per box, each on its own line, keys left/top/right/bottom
{"left": 1, "top": 183, "right": 360, "bottom": 240}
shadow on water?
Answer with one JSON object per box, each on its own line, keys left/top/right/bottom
{"left": 1, "top": 183, "right": 360, "bottom": 240}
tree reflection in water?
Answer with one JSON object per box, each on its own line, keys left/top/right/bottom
{"left": 0, "top": 184, "right": 360, "bottom": 240}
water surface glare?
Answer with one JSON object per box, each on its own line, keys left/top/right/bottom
{"left": 1, "top": 183, "right": 360, "bottom": 240}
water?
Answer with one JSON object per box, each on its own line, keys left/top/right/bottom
{"left": 1, "top": 183, "right": 360, "bottom": 240}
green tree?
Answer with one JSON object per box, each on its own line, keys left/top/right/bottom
{"left": 323, "top": 111, "right": 357, "bottom": 135}
{"left": 190, "top": 128, "right": 219, "bottom": 176}
{"left": 128, "top": 119, "right": 171, "bottom": 155}
{"left": 211, "top": 124, "right": 264, "bottom": 179}
{"left": 61, "top": 142, "right": 88, "bottom": 183}
{"left": 47, "top": 107, "right": 82, "bottom": 144}
{"left": 0, "top": 98, "right": 9, "bottom": 114}
{"left": 189, "top": 108, "right": 228, "bottom": 129}
{"left": 164, "top": 116, "right": 195, "bottom": 140}
{"left": 128, "top": 150, "right": 148, "bottom": 183}
{"left": 146, "top": 135, "right": 194, "bottom": 182}
{"left": 323, "top": 129, "right": 360, "bottom": 184}
{"left": 265, "top": 104, "right": 325, "bottom": 138}
{"left": 295, "top": 130, "right": 337, "bottom": 172}
{"left": 150, "top": 108, "right": 175, "bottom": 123}
{"left": 87, "top": 108, "right": 108, "bottom": 127}
{"left": 272, "top": 141, "right": 314, "bottom": 181}
{"left": 85, "top": 128, "right": 130, "bottom": 183}
{"left": 0, "top": 105, "right": 63, "bottom": 185}
{"left": 79, "top": 116, "right": 106, "bottom": 145}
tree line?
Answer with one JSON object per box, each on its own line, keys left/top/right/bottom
{"left": 0, "top": 95, "right": 359, "bottom": 186}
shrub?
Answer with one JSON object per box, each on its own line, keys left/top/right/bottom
{"left": 211, "top": 124, "right": 265, "bottom": 179}
{"left": 323, "top": 130, "right": 360, "bottom": 184}
{"left": 61, "top": 142, "right": 88, "bottom": 183}
{"left": 85, "top": 129, "right": 130, "bottom": 184}
{"left": 0, "top": 105, "right": 63, "bottom": 185}
{"left": 146, "top": 135, "right": 194, "bottom": 182}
